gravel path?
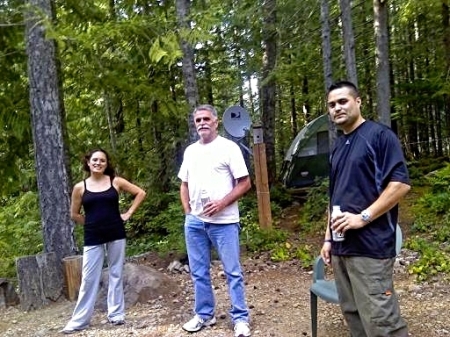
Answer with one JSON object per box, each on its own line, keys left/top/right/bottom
{"left": 1, "top": 251, "right": 450, "bottom": 337}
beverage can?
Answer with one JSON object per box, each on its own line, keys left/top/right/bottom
{"left": 331, "top": 205, "right": 345, "bottom": 242}
{"left": 200, "top": 189, "right": 210, "bottom": 207}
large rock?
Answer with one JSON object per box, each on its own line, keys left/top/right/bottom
{"left": 95, "top": 263, "right": 180, "bottom": 311}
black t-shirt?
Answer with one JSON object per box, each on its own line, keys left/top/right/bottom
{"left": 329, "top": 120, "right": 410, "bottom": 258}
{"left": 82, "top": 178, "right": 125, "bottom": 246}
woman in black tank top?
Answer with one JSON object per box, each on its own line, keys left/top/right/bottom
{"left": 61, "top": 148, "right": 146, "bottom": 334}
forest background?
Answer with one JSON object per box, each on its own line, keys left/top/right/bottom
{"left": 1, "top": 0, "right": 450, "bottom": 283}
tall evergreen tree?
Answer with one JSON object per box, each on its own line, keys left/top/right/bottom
{"left": 339, "top": 0, "right": 358, "bottom": 86}
{"left": 261, "top": 0, "right": 278, "bottom": 185}
{"left": 176, "top": 0, "right": 199, "bottom": 143}
{"left": 25, "top": 0, "right": 77, "bottom": 263}
{"left": 374, "top": 0, "right": 392, "bottom": 127}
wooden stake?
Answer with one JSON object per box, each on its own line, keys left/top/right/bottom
{"left": 62, "top": 255, "right": 83, "bottom": 301}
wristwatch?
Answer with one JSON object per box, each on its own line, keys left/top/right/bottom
{"left": 361, "top": 209, "right": 372, "bottom": 223}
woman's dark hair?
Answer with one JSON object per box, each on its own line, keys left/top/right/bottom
{"left": 82, "top": 148, "right": 115, "bottom": 178}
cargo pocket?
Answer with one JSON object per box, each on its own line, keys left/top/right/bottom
{"left": 368, "top": 279, "right": 398, "bottom": 328}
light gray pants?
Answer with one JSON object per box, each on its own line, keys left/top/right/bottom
{"left": 64, "top": 239, "right": 126, "bottom": 330}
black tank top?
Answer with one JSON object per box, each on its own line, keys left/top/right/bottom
{"left": 82, "top": 177, "right": 125, "bottom": 246}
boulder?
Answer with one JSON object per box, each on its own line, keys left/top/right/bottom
{"left": 95, "top": 263, "right": 180, "bottom": 311}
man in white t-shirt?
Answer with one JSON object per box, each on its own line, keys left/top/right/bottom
{"left": 178, "top": 104, "right": 251, "bottom": 337}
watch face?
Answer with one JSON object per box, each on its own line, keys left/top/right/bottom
{"left": 362, "top": 211, "right": 371, "bottom": 222}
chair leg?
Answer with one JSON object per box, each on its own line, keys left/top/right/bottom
{"left": 310, "top": 291, "right": 318, "bottom": 337}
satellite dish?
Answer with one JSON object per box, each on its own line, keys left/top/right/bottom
{"left": 223, "top": 106, "right": 251, "bottom": 138}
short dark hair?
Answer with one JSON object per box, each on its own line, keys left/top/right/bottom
{"left": 82, "top": 148, "right": 115, "bottom": 178}
{"left": 327, "top": 80, "right": 360, "bottom": 98}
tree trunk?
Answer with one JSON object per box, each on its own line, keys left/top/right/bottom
{"left": 104, "top": 91, "right": 118, "bottom": 155}
{"left": 320, "top": 0, "right": 338, "bottom": 150}
{"left": 302, "top": 76, "right": 311, "bottom": 122}
{"left": 247, "top": 67, "right": 256, "bottom": 116}
{"left": 25, "top": 0, "right": 77, "bottom": 266}
{"left": 204, "top": 50, "right": 214, "bottom": 105}
{"left": 442, "top": 0, "right": 450, "bottom": 145}
{"left": 53, "top": 5, "right": 73, "bottom": 190}
{"left": 320, "top": 0, "right": 333, "bottom": 92}
{"left": 406, "top": 23, "right": 419, "bottom": 159}
{"left": 374, "top": 0, "right": 391, "bottom": 127}
{"left": 339, "top": 0, "right": 358, "bottom": 86}
{"left": 104, "top": 0, "right": 124, "bottom": 157}
{"left": 359, "top": 1, "right": 375, "bottom": 120}
{"left": 261, "top": 0, "right": 277, "bottom": 185}
{"left": 176, "top": 0, "right": 199, "bottom": 143}
{"left": 16, "top": 253, "right": 63, "bottom": 311}
{"left": 290, "top": 83, "right": 297, "bottom": 138}
{"left": 443, "top": 0, "right": 450, "bottom": 67}
{"left": 0, "top": 278, "right": 19, "bottom": 308}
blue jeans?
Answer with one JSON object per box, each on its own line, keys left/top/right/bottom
{"left": 184, "top": 214, "right": 249, "bottom": 324}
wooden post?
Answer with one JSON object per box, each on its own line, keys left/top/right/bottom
{"left": 62, "top": 255, "right": 83, "bottom": 301}
{"left": 252, "top": 123, "right": 272, "bottom": 229}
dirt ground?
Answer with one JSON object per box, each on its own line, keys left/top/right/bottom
{"left": 1, "top": 192, "right": 449, "bottom": 337}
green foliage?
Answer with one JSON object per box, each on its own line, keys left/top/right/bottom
{"left": 269, "top": 184, "right": 293, "bottom": 208}
{"left": 149, "top": 34, "right": 184, "bottom": 66}
{"left": 407, "top": 158, "right": 448, "bottom": 184}
{"left": 270, "top": 243, "right": 291, "bottom": 262}
{"left": 238, "top": 192, "right": 290, "bottom": 256}
{"left": 410, "top": 215, "right": 433, "bottom": 233}
{"left": 126, "top": 191, "right": 185, "bottom": 256}
{"left": 238, "top": 192, "right": 259, "bottom": 225}
{"left": 425, "top": 163, "right": 450, "bottom": 192}
{"left": 2, "top": 0, "right": 450, "bottom": 283}
{"left": 297, "top": 179, "right": 329, "bottom": 233}
{"left": 240, "top": 221, "right": 289, "bottom": 253}
{"left": 408, "top": 163, "right": 450, "bottom": 280}
{"left": 405, "top": 237, "right": 450, "bottom": 281}
{"left": 0, "top": 192, "right": 42, "bottom": 277}
{"left": 242, "top": 225, "right": 315, "bottom": 267}
{"left": 126, "top": 190, "right": 294, "bottom": 262}
{"left": 413, "top": 164, "right": 450, "bottom": 218}
{"left": 293, "top": 244, "right": 315, "bottom": 268}
{"left": 270, "top": 241, "right": 315, "bottom": 267}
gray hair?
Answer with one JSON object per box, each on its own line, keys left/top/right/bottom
{"left": 193, "top": 104, "right": 218, "bottom": 118}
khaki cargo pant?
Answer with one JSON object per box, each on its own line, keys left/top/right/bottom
{"left": 332, "top": 255, "right": 409, "bottom": 337}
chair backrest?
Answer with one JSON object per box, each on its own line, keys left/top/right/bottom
{"left": 395, "top": 224, "right": 403, "bottom": 255}
{"left": 312, "top": 256, "right": 325, "bottom": 282}
{"left": 313, "top": 223, "right": 403, "bottom": 284}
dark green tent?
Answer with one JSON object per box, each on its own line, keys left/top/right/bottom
{"left": 281, "top": 114, "right": 330, "bottom": 188}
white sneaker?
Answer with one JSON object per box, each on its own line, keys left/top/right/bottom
{"left": 234, "top": 321, "right": 251, "bottom": 337}
{"left": 182, "top": 314, "right": 217, "bottom": 332}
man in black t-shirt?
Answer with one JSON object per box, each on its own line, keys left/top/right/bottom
{"left": 320, "top": 81, "right": 410, "bottom": 337}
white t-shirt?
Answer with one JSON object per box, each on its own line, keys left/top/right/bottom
{"left": 178, "top": 136, "right": 249, "bottom": 223}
